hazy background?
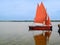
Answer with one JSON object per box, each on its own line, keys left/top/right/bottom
{"left": 0, "top": 0, "right": 60, "bottom": 20}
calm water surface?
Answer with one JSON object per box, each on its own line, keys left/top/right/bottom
{"left": 0, "top": 22, "right": 60, "bottom": 45}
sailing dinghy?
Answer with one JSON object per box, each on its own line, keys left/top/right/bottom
{"left": 29, "top": 2, "right": 52, "bottom": 31}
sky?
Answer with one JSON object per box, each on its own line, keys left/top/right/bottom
{"left": 0, "top": 0, "right": 60, "bottom": 20}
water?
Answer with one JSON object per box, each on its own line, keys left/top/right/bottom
{"left": 0, "top": 22, "right": 60, "bottom": 45}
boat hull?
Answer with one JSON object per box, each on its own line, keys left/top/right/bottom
{"left": 29, "top": 26, "right": 52, "bottom": 31}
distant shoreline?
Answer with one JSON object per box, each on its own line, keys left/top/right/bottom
{"left": 0, "top": 20, "right": 60, "bottom": 22}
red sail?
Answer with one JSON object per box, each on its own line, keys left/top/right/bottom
{"left": 34, "top": 2, "right": 47, "bottom": 24}
{"left": 45, "top": 15, "right": 51, "bottom": 25}
{"left": 34, "top": 2, "right": 51, "bottom": 25}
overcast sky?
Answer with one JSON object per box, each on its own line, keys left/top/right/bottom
{"left": 0, "top": 0, "right": 60, "bottom": 20}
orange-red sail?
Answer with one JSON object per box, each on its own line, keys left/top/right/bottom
{"left": 45, "top": 16, "right": 51, "bottom": 25}
{"left": 34, "top": 2, "right": 47, "bottom": 24}
{"left": 34, "top": 2, "right": 51, "bottom": 25}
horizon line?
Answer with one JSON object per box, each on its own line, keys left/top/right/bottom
{"left": 0, "top": 20, "right": 60, "bottom": 22}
